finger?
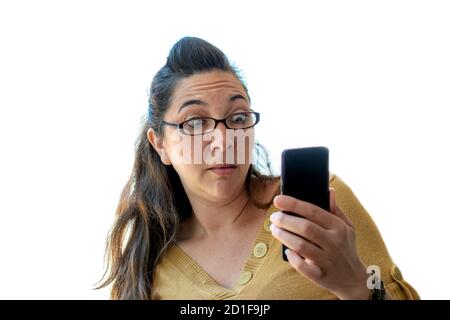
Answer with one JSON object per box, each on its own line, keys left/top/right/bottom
{"left": 270, "top": 224, "right": 326, "bottom": 263}
{"left": 285, "top": 248, "right": 323, "bottom": 280}
{"left": 335, "top": 205, "right": 354, "bottom": 228}
{"left": 329, "top": 188, "right": 354, "bottom": 228}
{"left": 329, "top": 187, "right": 336, "bottom": 214}
{"left": 270, "top": 212, "right": 329, "bottom": 249}
{"left": 274, "top": 194, "right": 340, "bottom": 229}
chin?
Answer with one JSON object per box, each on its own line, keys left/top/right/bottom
{"left": 204, "top": 169, "right": 246, "bottom": 200}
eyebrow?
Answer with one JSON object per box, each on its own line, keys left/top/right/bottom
{"left": 177, "top": 94, "right": 248, "bottom": 113}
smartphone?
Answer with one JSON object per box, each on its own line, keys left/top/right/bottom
{"left": 280, "top": 147, "right": 330, "bottom": 261}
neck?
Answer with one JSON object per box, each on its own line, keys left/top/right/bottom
{"left": 181, "top": 184, "right": 252, "bottom": 240}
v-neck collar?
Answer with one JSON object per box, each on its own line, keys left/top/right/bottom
{"left": 167, "top": 204, "right": 278, "bottom": 299}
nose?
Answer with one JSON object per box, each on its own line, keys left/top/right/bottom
{"left": 208, "top": 122, "right": 234, "bottom": 154}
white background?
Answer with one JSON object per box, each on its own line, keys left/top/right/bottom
{"left": 0, "top": 0, "right": 449, "bottom": 299}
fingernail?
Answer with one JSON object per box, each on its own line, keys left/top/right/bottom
{"left": 274, "top": 195, "right": 287, "bottom": 204}
{"left": 269, "top": 223, "right": 277, "bottom": 233}
{"left": 270, "top": 212, "right": 281, "bottom": 222}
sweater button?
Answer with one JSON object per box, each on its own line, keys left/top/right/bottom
{"left": 253, "top": 242, "right": 268, "bottom": 258}
{"left": 238, "top": 270, "right": 253, "bottom": 285}
{"left": 263, "top": 217, "right": 271, "bottom": 232}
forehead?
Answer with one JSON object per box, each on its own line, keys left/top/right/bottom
{"left": 170, "top": 70, "right": 247, "bottom": 104}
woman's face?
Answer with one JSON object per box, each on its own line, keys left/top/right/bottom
{"left": 148, "top": 70, "right": 255, "bottom": 204}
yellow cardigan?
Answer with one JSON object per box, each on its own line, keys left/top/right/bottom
{"left": 150, "top": 173, "right": 420, "bottom": 300}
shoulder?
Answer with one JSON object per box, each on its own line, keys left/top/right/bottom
{"left": 329, "top": 172, "right": 345, "bottom": 187}
{"left": 329, "top": 172, "right": 360, "bottom": 204}
{"left": 257, "top": 173, "right": 338, "bottom": 211}
{"left": 328, "top": 172, "right": 371, "bottom": 223}
{"left": 254, "top": 172, "right": 358, "bottom": 213}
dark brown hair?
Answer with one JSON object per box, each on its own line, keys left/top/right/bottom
{"left": 96, "top": 36, "right": 278, "bottom": 299}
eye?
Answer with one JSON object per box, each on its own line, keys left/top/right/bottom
{"left": 184, "top": 118, "right": 207, "bottom": 129}
{"left": 229, "top": 113, "right": 248, "bottom": 125}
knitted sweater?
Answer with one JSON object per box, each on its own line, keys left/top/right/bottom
{"left": 150, "top": 173, "right": 420, "bottom": 300}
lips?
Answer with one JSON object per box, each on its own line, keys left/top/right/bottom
{"left": 208, "top": 164, "right": 237, "bottom": 176}
{"left": 208, "top": 164, "right": 237, "bottom": 170}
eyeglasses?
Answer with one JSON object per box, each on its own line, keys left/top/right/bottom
{"left": 160, "top": 111, "right": 260, "bottom": 136}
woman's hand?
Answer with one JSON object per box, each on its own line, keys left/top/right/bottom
{"left": 270, "top": 188, "right": 371, "bottom": 300}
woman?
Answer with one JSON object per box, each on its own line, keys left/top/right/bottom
{"left": 97, "top": 36, "right": 419, "bottom": 300}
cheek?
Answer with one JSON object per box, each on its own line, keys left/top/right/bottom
{"left": 173, "top": 163, "right": 201, "bottom": 177}
{"left": 246, "top": 131, "right": 255, "bottom": 164}
{"left": 234, "top": 129, "right": 255, "bottom": 165}
{"left": 173, "top": 162, "right": 251, "bottom": 199}
{"left": 171, "top": 163, "right": 205, "bottom": 193}
{"left": 163, "top": 132, "right": 197, "bottom": 165}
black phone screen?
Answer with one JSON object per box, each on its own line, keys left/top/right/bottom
{"left": 280, "top": 146, "right": 330, "bottom": 261}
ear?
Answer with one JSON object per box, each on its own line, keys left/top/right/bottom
{"left": 147, "top": 128, "right": 172, "bottom": 165}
